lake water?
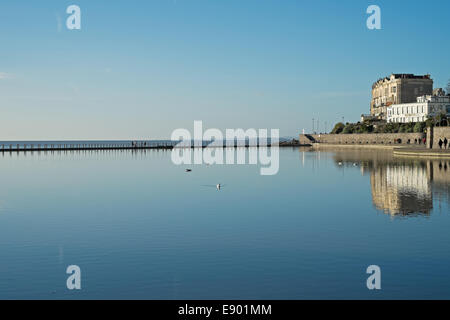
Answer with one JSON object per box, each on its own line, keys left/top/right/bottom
{"left": 0, "top": 147, "right": 449, "bottom": 299}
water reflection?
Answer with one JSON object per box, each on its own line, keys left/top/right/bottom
{"left": 370, "top": 162, "right": 433, "bottom": 216}
{"left": 329, "top": 149, "right": 450, "bottom": 217}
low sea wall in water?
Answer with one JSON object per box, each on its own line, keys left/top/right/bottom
{"left": 299, "top": 132, "right": 426, "bottom": 147}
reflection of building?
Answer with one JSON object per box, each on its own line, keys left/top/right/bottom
{"left": 331, "top": 151, "right": 450, "bottom": 217}
{"left": 430, "top": 160, "right": 450, "bottom": 205}
{"left": 371, "top": 74, "right": 433, "bottom": 120}
{"left": 370, "top": 163, "right": 432, "bottom": 216}
{"left": 387, "top": 95, "right": 450, "bottom": 123}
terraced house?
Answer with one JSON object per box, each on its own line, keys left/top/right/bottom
{"left": 387, "top": 95, "right": 450, "bottom": 123}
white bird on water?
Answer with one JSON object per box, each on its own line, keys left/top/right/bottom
{"left": 201, "top": 184, "right": 225, "bottom": 191}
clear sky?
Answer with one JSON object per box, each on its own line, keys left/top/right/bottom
{"left": 0, "top": 0, "right": 449, "bottom": 140}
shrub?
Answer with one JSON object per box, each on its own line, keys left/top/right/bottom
{"left": 425, "top": 118, "right": 434, "bottom": 128}
{"left": 342, "top": 124, "right": 355, "bottom": 134}
{"left": 331, "top": 122, "right": 345, "bottom": 134}
{"left": 413, "top": 122, "right": 426, "bottom": 133}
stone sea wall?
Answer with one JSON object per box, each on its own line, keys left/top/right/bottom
{"left": 429, "top": 127, "right": 450, "bottom": 149}
{"left": 299, "top": 132, "right": 426, "bottom": 146}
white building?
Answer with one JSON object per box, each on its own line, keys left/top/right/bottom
{"left": 387, "top": 95, "right": 450, "bottom": 123}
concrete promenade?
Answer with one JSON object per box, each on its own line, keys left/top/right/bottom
{"left": 393, "top": 147, "right": 450, "bottom": 158}
{"left": 311, "top": 143, "right": 400, "bottom": 150}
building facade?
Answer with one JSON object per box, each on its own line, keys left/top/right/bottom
{"left": 371, "top": 74, "right": 433, "bottom": 120}
{"left": 387, "top": 95, "right": 450, "bottom": 123}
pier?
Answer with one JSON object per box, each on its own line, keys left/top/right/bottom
{"left": 0, "top": 141, "right": 308, "bottom": 153}
{"left": 0, "top": 142, "right": 175, "bottom": 152}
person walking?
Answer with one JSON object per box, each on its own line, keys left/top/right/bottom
{"left": 444, "top": 138, "right": 448, "bottom": 149}
{"left": 438, "top": 139, "right": 443, "bottom": 149}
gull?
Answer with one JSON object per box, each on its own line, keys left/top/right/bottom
{"left": 201, "top": 184, "right": 226, "bottom": 190}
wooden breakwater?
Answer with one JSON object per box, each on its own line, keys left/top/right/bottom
{"left": 0, "top": 142, "right": 174, "bottom": 152}
{"left": 0, "top": 141, "right": 309, "bottom": 153}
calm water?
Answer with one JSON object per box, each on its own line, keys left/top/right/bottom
{"left": 0, "top": 147, "right": 449, "bottom": 299}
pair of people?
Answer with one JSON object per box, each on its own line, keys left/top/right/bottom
{"left": 438, "top": 138, "right": 448, "bottom": 149}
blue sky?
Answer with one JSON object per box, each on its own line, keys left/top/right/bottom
{"left": 0, "top": 0, "right": 449, "bottom": 140}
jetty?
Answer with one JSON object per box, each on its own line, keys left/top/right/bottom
{"left": 0, "top": 141, "right": 308, "bottom": 153}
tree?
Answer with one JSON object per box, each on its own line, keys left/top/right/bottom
{"left": 342, "top": 123, "right": 355, "bottom": 134}
{"left": 399, "top": 124, "right": 408, "bottom": 133}
{"left": 393, "top": 123, "right": 400, "bottom": 133}
{"left": 397, "top": 123, "right": 414, "bottom": 133}
{"left": 405, "top": 122, "right": 414, "bottom": 133}
{"left": 374, "top": 124, "right": 383, "bottom": 133}
{"left": 353, "top": 123, "right": 373, "bottom": 133}
{"left": 436, "top": 113, "right": 448, "bottom": 127}
{"left": 383, "top": 123, "right": 396, "bottom": 133}
{"left": 413, "top": 122, "right": 426, "bottom": 133}
{"left": 331, "top": 122, "right": 345, "bottom": 134}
